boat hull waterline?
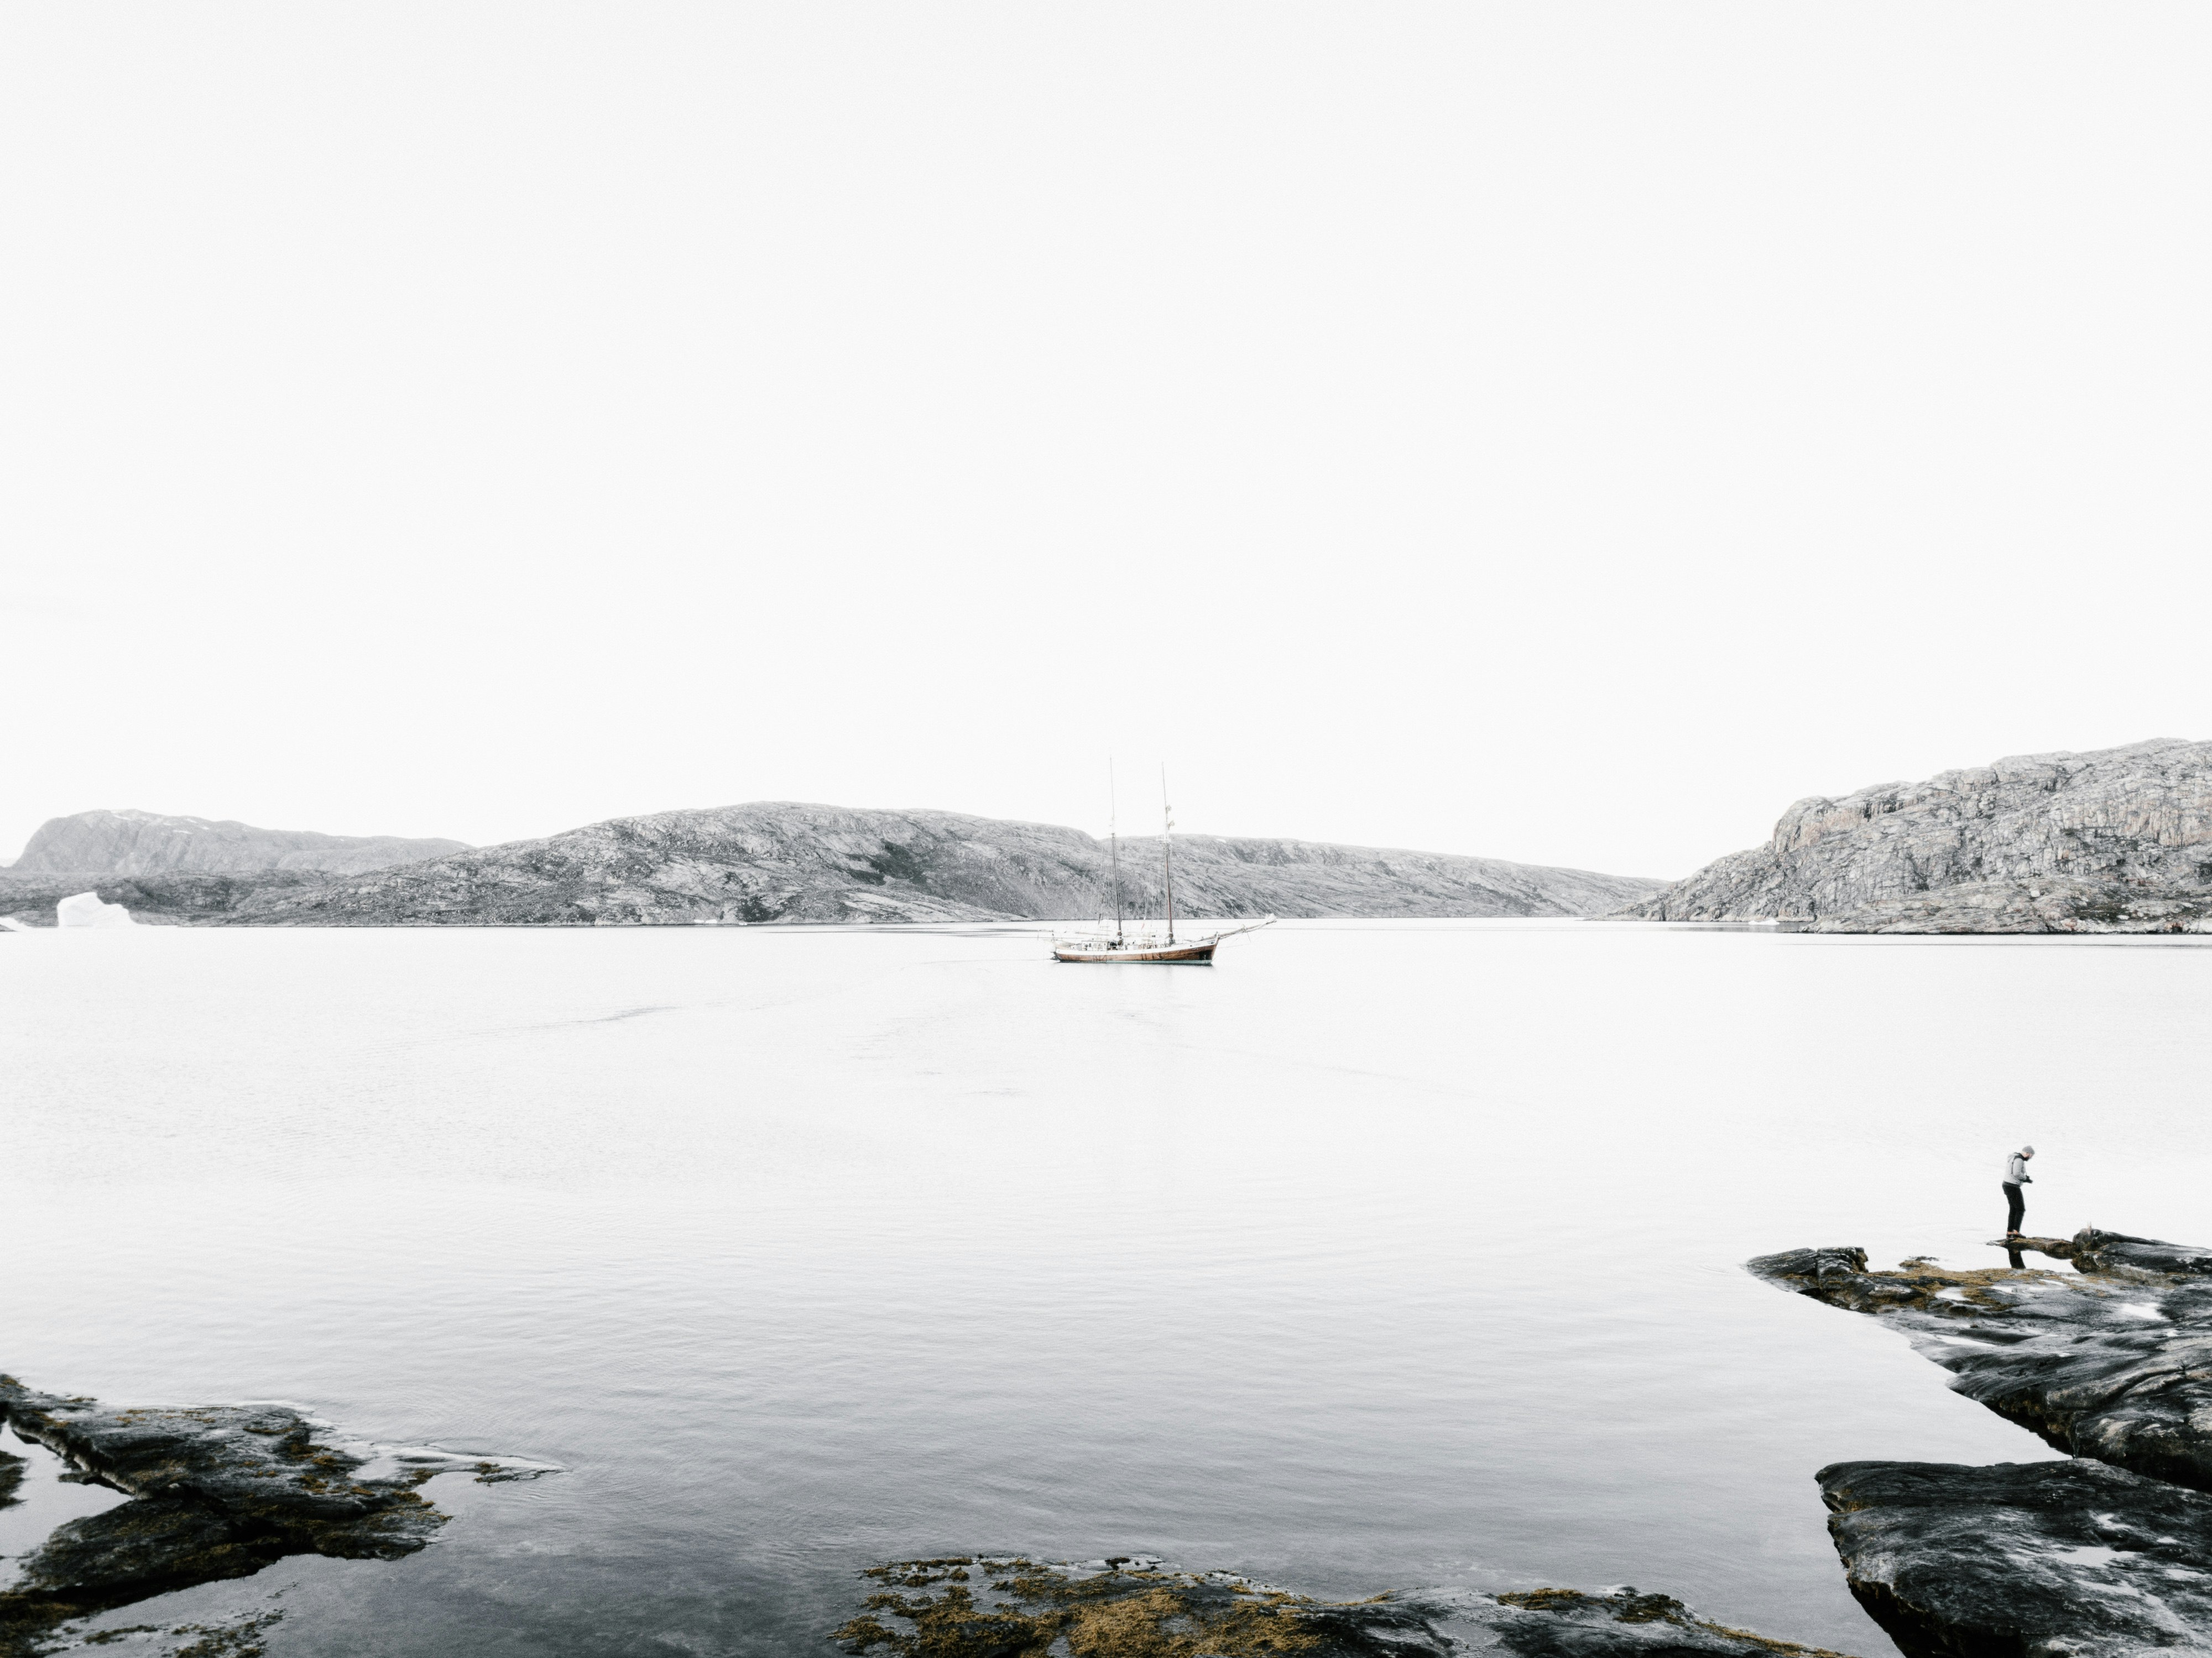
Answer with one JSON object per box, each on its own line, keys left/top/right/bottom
{"left": 1051, "top": 941, "right": 1218, "bottom": 964}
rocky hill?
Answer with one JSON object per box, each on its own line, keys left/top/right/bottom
{"left": 1, "top": 802, "right": 1664, "bottom": 926}
{"left": 1625, "top": 737, "right": 2212, "bottom": 932}
{"left": 13, "top": 809, "right": 467, "bottom": 877}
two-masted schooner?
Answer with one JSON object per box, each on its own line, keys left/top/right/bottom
{"left": 1051, "top": 769, "right": 1271, "bottom": 964}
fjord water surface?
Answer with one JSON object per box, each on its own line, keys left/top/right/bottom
{"left": 8, "top": 921, "right": 2212, "bottom": 1654}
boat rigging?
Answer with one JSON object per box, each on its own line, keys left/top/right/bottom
{"left": 1051, "top": 766, "right": 1273, "bottom": 964}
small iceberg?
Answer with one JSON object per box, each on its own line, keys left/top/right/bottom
{"left": 56, "top": 891, "right": 134, "bottom": 928}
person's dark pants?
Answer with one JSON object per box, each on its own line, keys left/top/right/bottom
{"left": 2004, "top": 1181, "right": 2025, "bottom": 1235}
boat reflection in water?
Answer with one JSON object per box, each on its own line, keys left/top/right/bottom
{"left": 1051, "top": 765, "right": 1272, "bottom": 964}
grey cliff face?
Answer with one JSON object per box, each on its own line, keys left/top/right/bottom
{"left": 1625, "top": 737, "right": 2212, "bottom": 932}
{"left": 13, "top": 809, "right": 468, "bottom": 878}
{"left": 17, "top": 802, "right": 1665, "bottom": 927}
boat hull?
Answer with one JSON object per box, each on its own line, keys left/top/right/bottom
{"left": 1052, "top": 941, "right": 1218, "bottom": 964}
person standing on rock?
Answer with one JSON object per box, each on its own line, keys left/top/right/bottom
{"left": 2004, "top": 1146, "right": 2034, "bottom": 1237}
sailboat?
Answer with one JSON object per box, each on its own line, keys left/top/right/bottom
{"left": 1051, "top": 768, "right": 1272, "bottom": 964}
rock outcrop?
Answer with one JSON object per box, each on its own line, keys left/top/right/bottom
{"left": 833, "top": 1556, "right": 1454, "bottom": 1657}
{"left": 0, "top": 1376, "right": 543, "bottom": 1655}
{"left": 1751, "top": 1231, "right": 2212, "bottom": 1656}
{"left": 1820, "top": 1458, "right": 2212, "bottom": 1658}
{"left": 1998, "top": 1228, "right": 2212, "bottom": 1280}
{"left": 12, "top": 809, "right": 467, "bottom": 879}
{"left": 1749, "top": 1240, "right": 2212, "bottom": 1490}
{"left": 1463, "top": 1589, "right": 1853, "bottom": 1658}
{"left": 1, "top": 803, "right": 1665, "bottom": 927}
{"left": 831, "top": 1557, "right": 1850, "bottom": 1658}
{"left": 1625, "top": 738, "right": 2212, "bottom": 932}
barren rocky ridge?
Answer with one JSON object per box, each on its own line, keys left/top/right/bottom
{"left": 1, "top": 802, "right": 1665, "bottom": 926}
{"left": 9, "top": 809, "right": 467, "bottom": 878}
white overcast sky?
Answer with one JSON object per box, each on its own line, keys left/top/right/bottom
{"left": 3, "top": 5, "right": 2208, "bottom": 878}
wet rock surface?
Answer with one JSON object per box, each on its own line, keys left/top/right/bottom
{"left": 2064, "top": 1229, "right": 2212, "bottom": 1280}
{"left": 1751, "top": 1229, "right": 2212, "bottom": 1655}
{"left": 831, "top": 1556, "right": 1454, "bottom": 1657}
{"left": 1454, "top": 1588, "right": 1856, "bottom": 1658}
{"left": 1747, "top": 1239, "right": 2212, "bottom": 1492}
{"left": 830, "top": 1558, "right": 1857, "bottom": 1658}
{"left": 1989, "top": 1228, "right": 2212, "bottom": 1277}
{"left": 0, "top": 1376, "right": 541, "bottom": 1656}
{"left": 1819, "top": 1458, "right": 2212, "bottom": 1658}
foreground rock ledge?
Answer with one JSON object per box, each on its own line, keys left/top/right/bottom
{"left": 1752, "top": 1231, "right": 2212, "bottom": 1656}
{"left": 0, "top": 1375, "right": 540, "bottom": 1656}
{"left": 1748, "top": 1236, "right": 2212, "bottom": 1491}
{"left": 1821, "top": 1459, "right": 2212, "bottom": 1658}
{"left": 832, "top": 1557, "right": 1857, "bottom": 1657}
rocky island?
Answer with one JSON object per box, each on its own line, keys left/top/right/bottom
{"left": 1624, "top": 737, "right": 2212, "bottom": 932}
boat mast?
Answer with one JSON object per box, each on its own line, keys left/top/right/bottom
{"left": 1161, "top": 765, "right": 1176, "bottom": 946}
{"left": 1108, "top": 758, "right": 1124, "bottom": 945}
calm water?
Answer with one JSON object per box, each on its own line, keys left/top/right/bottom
{"left": 8, "top": 920, "right": 2212, "bottom": 1654}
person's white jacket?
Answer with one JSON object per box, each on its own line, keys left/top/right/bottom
{"left": 2005, "top": 1152, "right": 2032, "bottom": 1185}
